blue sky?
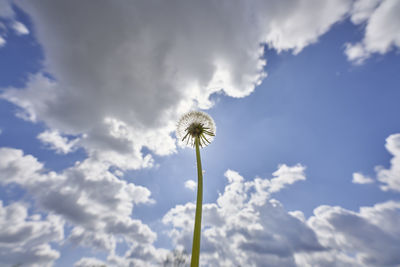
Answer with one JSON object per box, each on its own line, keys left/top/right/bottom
{"left": 1, "top": 1, "right": 400, "bottom": 266}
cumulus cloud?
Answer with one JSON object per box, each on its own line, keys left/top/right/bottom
{"left": 0, "top": 147, "right": 160, "bottom": 263}
{"left": 163, "top": 165, "right": 322, "bottom": 266}
{"left": 2, "top": 1, "right": 400, "bottom": 265}
{"left": 184, "top": 179, "right": 197, "bottom": 191}
{"left": 261, "top": 0, "right": 351, "bottom": 54}
{"left": 352, "top": 172, "right": 374, "bottom": 184}
{"left": 0, "top": 151, "right": 308, "bottom": 266}
{"left": 346, "top": 0, "right": 400, "bottom": 63}
{"left": 163, "top": 166, "right": 400, "bottom": 267}
{"left": 0, "top": 201, "right": 64, "bottom": 267}
{"left": 2, "top": 146, "right": 399, "bottom": 266}
{"left": 0, "top": 147, "right": 44, "bottom": 185}
{"left": 1, "top": 0, "right": 353, "bottom": 170}
{"left": 301, "top": 201, "right": 400, "bottom": 266}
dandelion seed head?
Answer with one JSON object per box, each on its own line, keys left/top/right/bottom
{"left": 176, "top": 111, "right": 216, "bottom": 148}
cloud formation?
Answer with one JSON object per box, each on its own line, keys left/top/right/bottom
{"left": 163, "top": 165, "right": 323, "bottom": 267}
{"left": 1, "top": 1, "right": 400, "bottom": 265}
{"left": 164, "top": 166, "right": 400, "bottom": 267}
{"left": 352, "top": 133, "right": 400, "bottom": 192}
{"left": 1, "top": 148, "right": 399, "bottom": 266}
{"left": 184, "top": 179, "right": 197, "bottom": 191}
{"left": 1, "top": 0, "right": 354, "bottom": 170}
{"left": 37, "top": 130, "right": 80, "bottom": 154}
{"left": 74, "top": 257, "right": 107, "bottom": 267}
{"left": 301, "top": 201, "right": 400, "bottom": 266}
{"left": 346, "top": 0, "right": 400, "bottom": 63}
{"left": 0, "top": 201, "right": 63, "bottom": 267}
{"left": 377, "top": 133, "right": 400, "bottom": 192}
{"left": 0, "top": 1, "right": 398, "bottom": 170}
{"left": 352, "top": 172, "right": 374, "bottom": 184}
{"left": 0, "top": 147, "right": 160, "bottom": 265}
{"left": 0, "top": 0, "right": 29, "bottom": 47}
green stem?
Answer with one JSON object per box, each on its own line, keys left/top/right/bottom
{"left": 190, "top": 137, "right": 203, "bottom": 267}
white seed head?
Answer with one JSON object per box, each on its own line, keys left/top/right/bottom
{"left": 176, "top": 111, "right": 216, "bottom": 148}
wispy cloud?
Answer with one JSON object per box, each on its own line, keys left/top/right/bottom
{"left": 0, "top": 0, "right": 29, "bottom": 48}
{"left": 11, "top": 21, "right": 29, "bottom": 35}
{"left": 37, "top": 130, "right": 80, "bottom": 154}
{"left": 0, "top": 36, "right": 5, "bottom": 47}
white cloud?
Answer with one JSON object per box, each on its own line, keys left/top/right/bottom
{"left": 1, "top": 0, "right": 354, "bottom": 170}
{"left": 11, "top": 21, "right": 29, "bottom": 35}
{"left": 346, "top": 0, "right": 400, "bottom": 63}
{"left": 2, "top": 1, "right": 400, "bottom": 265}
{"left": 350, "top": 0, "right": 381, "bottom": 24}
{"left": 0, "top": 147, "right": 44, "bottom": 185}
{"left": 74, "top": 257, "right": 107, "bottom": 267}
{"left": 0, "top": 147, "right": 160, "bottom": 262}
{"left": 269, "top": 163, "right": 306, "bottom": 193}
{"left": 353, "top": 133, "right": 400, "bottom": 192}
{"left": 3, "top": 145, "right": 399, "bottom": 266}
{"left": 0, "top": 201, "right": 64, "bottom": 267}
{"left": 352, "top": 172, "right": 374, "bottom": 184}
{"left": 163, "top": 165, "right": 323, "bottom": 267}
{"left": 163, "top": 166, "right": 400, "bottom": 267}
{"left": 344, "top": 42, "right": 370, "bottom": 64}
{"left": 37, "top": 130, "right": 80, "bottom": 154}
{"left": 301, "top": 201, "right": 400, "bottom": 266}
{"left": 0, "top": 0, "right": 30, "bottom": 48}
{"left": 184, "top": 179, "right": 197, "bottom": 191}
{"left": 377, "top": 133, "right": 400, "bottom": 192}
{"left": 262, "top": 0, "right": 351, "bottom": 54}
{"left": 109, "top": 243, "right": 169, "bottom": 267}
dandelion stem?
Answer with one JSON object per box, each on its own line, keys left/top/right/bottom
{"left": 191, "top": 136, "right": 203, "bottom": 267}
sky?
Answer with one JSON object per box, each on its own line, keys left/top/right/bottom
{"left": 0, "top": 0, "right": 400, "bottom": 266}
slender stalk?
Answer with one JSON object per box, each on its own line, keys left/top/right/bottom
{"left": 190, "top": 136, "right": 203, "bottom": 267}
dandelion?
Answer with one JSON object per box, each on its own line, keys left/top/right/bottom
{"left": 176, "top": 111, "right": 216, "bottom": 267}
{"left": 177, "top": 111, "right": 216, "bottom": 148}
